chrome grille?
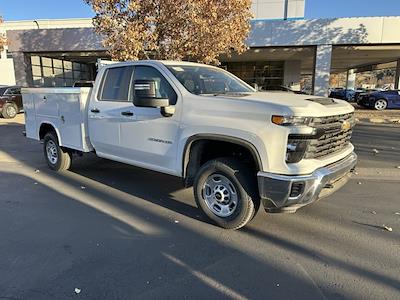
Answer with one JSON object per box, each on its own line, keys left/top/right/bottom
{"left": 305, "top": 113, "right": 355, "bottom": 159}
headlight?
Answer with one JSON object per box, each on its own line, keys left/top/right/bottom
{"left": 272, "top": 115, "right": 311, "bottom": 126}
{"left": 286, "top": 139, "right": 309, "bottom": 163}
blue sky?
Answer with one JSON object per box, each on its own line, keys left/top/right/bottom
{"left": 1, "top": 0, "right": 400, "bottom": 21}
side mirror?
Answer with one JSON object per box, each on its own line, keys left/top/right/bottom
{"left": 133, "top": 79, "right": 170, "bottom": 108}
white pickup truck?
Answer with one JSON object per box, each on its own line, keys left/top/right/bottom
{"left": 23, "top": 60, "right": 357, "bottom": 229}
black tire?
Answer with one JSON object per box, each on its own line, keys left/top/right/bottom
{"left": 1, "top": 102, "right": 18, "bottom": 119}
{"left": 43, "top": 132, "right": 72, "bottom": 171}
{"left": 193, "top": 158, "right": 260, "bottom": 230}
{"left": 374, "top": 99, "right": 388, "bottom": 111}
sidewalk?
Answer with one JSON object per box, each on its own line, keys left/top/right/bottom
{"left": 353, "top": 104, "right": 400, "bottom": 124}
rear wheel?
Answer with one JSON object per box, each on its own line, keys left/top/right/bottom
{"left": 374, "top": 99, "right": 387, "bottom": 110}
{"left": 193, "top": 158, "right": 260, "bottom": 230}
{"left": 1, "top": 102, "right": 18, "bottom": 119}
{"left": 43, "top": 132, "right": 72, "bottom": 171}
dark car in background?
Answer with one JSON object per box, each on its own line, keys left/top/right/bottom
{"left": 0, "top": 86, "right": 23, "bottom": 119}
{"left": 356, "top": 89, "right": 382, "bottom": 104}
{"left": 329, "top": 88, "right": 356, "bottom": 101}
{"left": 358, "top": 90, "right": 400, "bottom": 110}
{"left": 353, "top": 88, "right": 368, "bottom": 101}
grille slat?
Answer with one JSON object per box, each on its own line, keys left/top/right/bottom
{"left": 305, "top": 113, "right": 354, "bottom": 159}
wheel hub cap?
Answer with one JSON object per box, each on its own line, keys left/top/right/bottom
{"left": 7, "top": 106, "right": 16, "bottom": 117}
{"left": 46, "top": 140, "right": 58, "bottom": 165}
{"left": 375, "top": 100, "right": 386, "bottom": 109}
{"left": 202, "top": 174, "right": 238, "bottom": 217}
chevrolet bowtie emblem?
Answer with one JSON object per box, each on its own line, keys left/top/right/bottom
{"left": 341, "top": 120, "right": 351, "bottom": 131}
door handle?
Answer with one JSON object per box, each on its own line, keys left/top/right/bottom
{"left": 121, "top": 111, "right": 134, "bottom": 116}
{"left": 91, "top": 108, "right": 100, "bottom": 113}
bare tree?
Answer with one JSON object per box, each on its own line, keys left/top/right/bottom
{"left": 84, "top": 0, "right": 252, "bottom": 64}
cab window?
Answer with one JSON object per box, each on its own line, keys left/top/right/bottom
{"left": 99, "top": 66, "right": 134, "bottom": 101}
{"left": 5, "top": 88, "right": 21, "bottom": 95}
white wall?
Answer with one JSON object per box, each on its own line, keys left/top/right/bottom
{"left": 0, "top": 50, "right": 16, "bottom": 85}
{"left": 251, "top": 0, "right": 305, "bottom": 20}
{"left": 2, "top": 18, "right": 93, "bottom": 31}
{"left": 249, "top": 17, "right": 400, "bottom": 47}
{"left": 0, "top": 18, "right": 94, "bottom": 87}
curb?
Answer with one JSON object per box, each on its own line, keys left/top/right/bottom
{"left": 352, "top": 167, "right": 400, "bottom": 182}
{"left": 355, "top": 117, "right": 400, "bottom": 125}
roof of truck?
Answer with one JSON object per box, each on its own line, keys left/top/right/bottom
{"left": 101, "top": 60, "right": 215, "bottom": 68}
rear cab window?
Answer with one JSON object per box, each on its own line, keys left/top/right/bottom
{"left": 98, "top": 66, "right": 134, "bottom": 102}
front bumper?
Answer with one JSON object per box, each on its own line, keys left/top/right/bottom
{"left": 257, "top": 152, "right": 357, "bottom": 213}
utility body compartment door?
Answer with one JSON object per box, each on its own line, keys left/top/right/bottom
{"left": 22, "top": 88, "right": 92, "bottom": 152}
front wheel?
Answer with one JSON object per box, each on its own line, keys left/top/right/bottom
{"left": 374, "top": 99, "right": 387, "bottom": 110}
{"left": 43, "top": 132, "right": 72, "bottom": 171}
{"left": 193, "top": 158, "right": 260, "bottom": 230}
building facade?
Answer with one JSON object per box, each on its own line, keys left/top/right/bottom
{"left": 251, "top": 0, "right": 305, "bottom": 20}
{"left": 1, "top": 0, "right": 400, "bottom": 96}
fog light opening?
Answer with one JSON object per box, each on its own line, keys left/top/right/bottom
{"left": 290, "top": 181, "right": 305, "bottom": 198}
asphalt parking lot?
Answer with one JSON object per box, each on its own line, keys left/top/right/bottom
{"left": 1, "top": 114, "right": 399, "bottom": 300}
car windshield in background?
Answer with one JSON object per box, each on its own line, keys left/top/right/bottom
{"left": 166, "top": 65, "right": 254, "bottom": 95}
{"left": 0, "top": 87, "right": 7, "bottom": 96}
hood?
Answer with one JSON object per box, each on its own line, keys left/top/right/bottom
{"left": 212, "top": 91, "right": 354, "bottom": 117}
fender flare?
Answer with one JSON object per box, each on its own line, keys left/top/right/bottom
{"left": 38, "top": 122, "right": 63, "bottom": 146}
{"left": 181, "top": 133, "right": 263, "bottom": 179}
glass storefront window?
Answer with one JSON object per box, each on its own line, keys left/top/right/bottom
{"left": 31, "top": 56, "right": 41, "bottom": 66}
{"left": 53, "top": 59, "right": 63, "bottom": 69}
{"left": 63, "top": 60, "right": 72, "bottom": 70}
{"left": 41, "top": 57, "right": 52, "bottom": 67}
{"left": 30, "top": 55, "right": 93, "bottom": 87}
{"left": 223, "top": 61, "right": 284, "bottom": 91}
{"left": 42, "top": 67, "right": 53, "bottom": 77}
{"left": 31, "top": 65, "right": 42, "bottom": 77}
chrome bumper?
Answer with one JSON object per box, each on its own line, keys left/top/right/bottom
{"left": 257, "top": 152, "right": 357, "bottom": 213}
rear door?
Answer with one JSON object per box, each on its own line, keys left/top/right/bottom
{"left": 385, "top": 90, "right": 400, "bottom": 108}
{"left": 395, "top": 90, "right": 400, "bottom": 107}
{"left": 88, "top": 65, "right": 134, "bottom": 157}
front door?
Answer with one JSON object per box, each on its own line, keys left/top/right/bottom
{"left": 119, "top": 65, "right": 181, "bottom": 175}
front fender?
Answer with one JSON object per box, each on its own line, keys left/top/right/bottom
{"left": 178, "top": 127, "right": 269, "bottom": 177}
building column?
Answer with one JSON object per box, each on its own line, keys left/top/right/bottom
{"left": 313, "top": 44, "right": 332, "bottom": 97}
{"left": 283, "top": 60, "right": 301, "bottom": 91}
{"left": 11, "top": 52, "right": 32, "bottom": 87}
{"left": 395, "top": 59, "right": 400, "bottom": 89}
{"left": 346, "top": 69, "right": 356, "bottom": 90}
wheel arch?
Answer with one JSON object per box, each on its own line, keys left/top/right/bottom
{"left": 38, "top": 122, "right": 63, "bottom": 145}
{"left": 182, "top": 134, "right": 263, "bottom": 187}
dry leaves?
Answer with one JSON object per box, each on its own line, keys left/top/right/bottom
{"left": 84, "top": 0, "right": 252, "bottom": 64}
{"left": 0, "top": 17, "right": 7, "bottom": 51}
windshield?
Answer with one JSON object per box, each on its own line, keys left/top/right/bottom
{"left": 166, "top": 65, "right": 254, "bottom": 95}
{"left": 0, "top": 88, "right": 7, "bottom": 96}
